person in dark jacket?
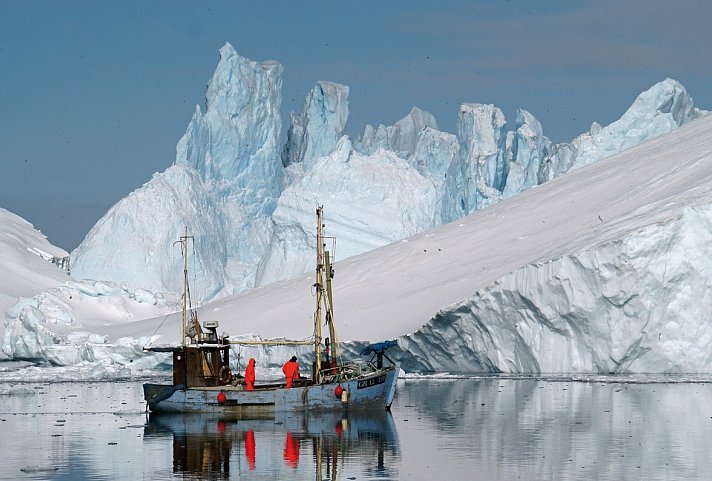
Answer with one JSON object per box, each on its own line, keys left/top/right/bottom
{"left": 282, "top": 356, "right": 300, "bottom": 388}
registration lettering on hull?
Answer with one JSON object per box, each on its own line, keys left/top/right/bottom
{"left": 357, "top": 374, "right": 386, "bottom": 389}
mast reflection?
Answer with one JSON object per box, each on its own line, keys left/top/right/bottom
{"left": 144, "top": 411, "right": 399, "bottom": 479}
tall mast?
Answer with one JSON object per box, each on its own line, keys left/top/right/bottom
{"left": 175, "top": 228, "right": 193, "bottom": 347}
{"left": 314, "top": 206, "right": 340, "bottom": 383}
{"left": 324, "top": 249, "right": 338, "bottom": 365}
{"left": 314, "top": 207, "right": 324, "bottom": 382}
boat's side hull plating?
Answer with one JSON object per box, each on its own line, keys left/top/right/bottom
{"left": 144, "top": 366, "right": 399, "bottom": 414}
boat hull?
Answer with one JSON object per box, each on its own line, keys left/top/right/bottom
{"left": 144, "top": 365, "right": 399, "bottom": 414}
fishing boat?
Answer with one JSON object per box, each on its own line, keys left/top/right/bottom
{"left": 143, "top": 206, "right": 399, "bottom": 414}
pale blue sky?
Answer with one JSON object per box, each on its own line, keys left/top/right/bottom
{"left": 2, "top": 0, "right": 711, "bottom": 250}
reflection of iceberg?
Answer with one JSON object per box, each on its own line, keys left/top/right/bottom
{"left": 144, "top": 411, "right": 399, "bottom": 479}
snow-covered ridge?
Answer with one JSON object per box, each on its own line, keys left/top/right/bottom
{"left": 0, "top": 208, "right": 69, "bottom": 349}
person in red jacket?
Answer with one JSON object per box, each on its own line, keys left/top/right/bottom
{"left": 282, "top": 356, "right": 300, "bottom": 388}
{"left": 245, "top": 358, "right": 256, "bottom": 391}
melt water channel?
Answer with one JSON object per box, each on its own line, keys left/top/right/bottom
{"left": 1, "top": 375, "right": 712, "bottom": 480}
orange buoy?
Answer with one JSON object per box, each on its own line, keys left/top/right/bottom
{"left": 334, "top": 385, "right": 344, "bottom": 398}
{"left": 217, "top": 391, "right": 227, "bottom": 404}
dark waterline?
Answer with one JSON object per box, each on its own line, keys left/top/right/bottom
{"left": 1, "top": 378, "right": 711, "bottom": 480}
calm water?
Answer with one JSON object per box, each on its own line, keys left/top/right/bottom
{"left": 1, "top": 377, "right": 712, "bottom": 480}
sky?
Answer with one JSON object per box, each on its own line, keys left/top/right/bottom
{"left": 1, "top": 0, "right": 711, "bottom": 251}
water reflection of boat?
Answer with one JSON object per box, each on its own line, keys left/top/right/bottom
{"left": 143, "top": 206, "right": 399, "bottom": 414}
{"left": 144, "top": 411, "right": 399, "bottom": 479}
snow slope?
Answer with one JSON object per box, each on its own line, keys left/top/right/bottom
{"left": 0, "top": 208, "right": 69, "bottom": 351}
{"left": 0, "top": 208, "right": 68, "bottom": 307}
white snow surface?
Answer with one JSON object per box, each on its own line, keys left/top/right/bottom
{"left": 4, "top": 114, "right": 712, "bottom": 376}
{"left": 0, "top": 208, "right": 68, "bottom": 305}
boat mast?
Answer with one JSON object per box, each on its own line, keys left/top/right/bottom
{"left": 175, "top": 228, "right": 193, "bottom": 348}
{"left": 324, "top": 249, "right": 338, "bottom": 367}
{"left": 314, "top": 206, "right": 340, "bottom": 384}
{"left": 314, "top": 207, "right": 324, "bottom": 382}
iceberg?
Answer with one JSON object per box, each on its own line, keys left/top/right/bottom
{"left": 444, "top": 103, "right": 508, "bottom": 221}
{"left": 282, "top": 80, "right": 349, "bottom": 175}
{"left": 71, "top": 43, "right": 284, "bottom": 298}
{"left": 4, "top": 43, "right": 712, "bottom": 377}
{"left": 411, "top": 127, "right": 460, "bottom": 224}
{"left": 539, "top": 78, "right": 705, "bottom": 181}
{"left": 2, "top": 277, "right": 176, "bottom": 370}
{"left": 4, "top": 113, "right": 712, "bottom": 376}
{"left": 256, "top": 136, "right": 439, "bottom": 286}
{"left": 354, "top": 106, "right": 439, "bottom": 158}
{"left": 69, "top": 165, "right": 229, "bottom": 300}
{"left": 69, "top": 44, "right": 707, "bottom": 307}
{"left": 502, "top": 109, "right": 550, "bottom": 198}
{"left": 399, "top": 202, "right": 712, "bottom": 373}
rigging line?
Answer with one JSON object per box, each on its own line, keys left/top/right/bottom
{"left": 186, "top": 281, "right": 193, "bottom": 310}
{"left": 143, "top": 297, "right": 184, "bottom": 348}
{"left": 186, "top": 245, "right": 193, "bottom": 310}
